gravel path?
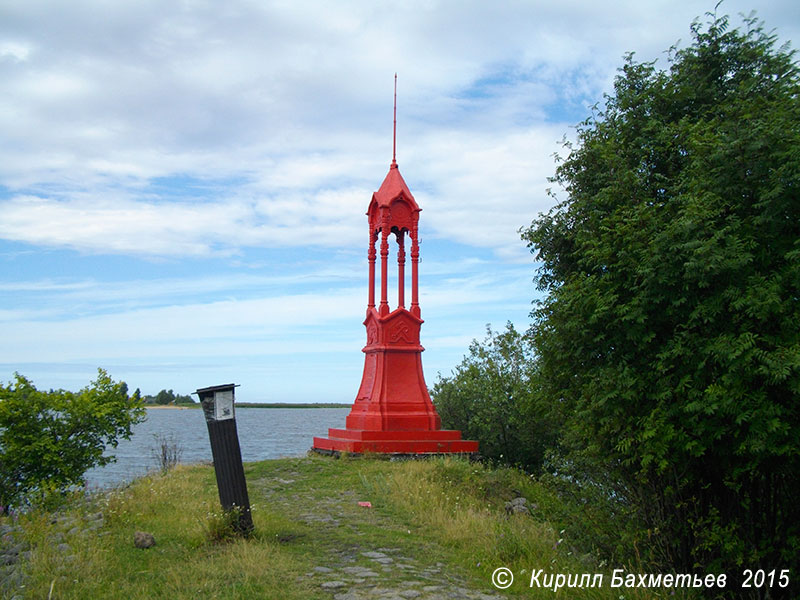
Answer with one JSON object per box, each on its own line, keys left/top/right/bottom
{"left": 253, "top": 462, "right": 505, "bottom": 600}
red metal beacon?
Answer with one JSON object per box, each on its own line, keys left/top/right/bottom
{"left": 313, "top": 78, "right": 478, "bottom": 455}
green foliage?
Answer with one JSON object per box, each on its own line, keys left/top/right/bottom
{"left": 521, "top": 10, "right": 800, "bottom": 580}
{"left": 0, "top": 369, "right": 145, "bottom": 509}
{"left": 156, "top": 389, "right": 174, "bottom": 405}
{"left": 173, "top": 393, "right": 195, "bottom": 405}
{"left": 143, "top": 389, "right": 195, "bottom": 405}
{"left": 431, "top": 323, "right": 556, "bottom": 473}
{"left": 201, "top": 505, "right": 253, "bottom": 543}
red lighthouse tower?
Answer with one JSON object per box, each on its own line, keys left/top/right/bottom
{"left": 313, "top": 80, "right": 478, "bottom": 455}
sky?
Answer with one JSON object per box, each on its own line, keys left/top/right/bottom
{"left": 1, "top": 0, "right": 798, "bottom": 403}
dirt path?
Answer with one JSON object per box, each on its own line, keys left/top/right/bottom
{"left": 249, "top": 457, "right": 506, "bottom": 600}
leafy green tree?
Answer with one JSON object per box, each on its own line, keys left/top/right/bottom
{"left": 155, "top": 389, "right": 175, "bottom": 405}
{"left": 0, "top": 369, "right": 145, "bottom": 509}
{"left": 432, "top": 323, "right": 555, "bottom": 473}
{"left": 522, "top": 11, "right": 800, "bottom": 582}
{"left": 174, "top": 393, "right": 195, "bottom": 405}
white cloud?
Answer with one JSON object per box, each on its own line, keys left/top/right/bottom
{"left": 0, "top": 262, "right": 527, "bottom": 363}
{"left": 0, "top": 184, "right": 372, "bottom": 256}
{"left": 1, "top": 0, "right": 797, "bottom": 399}
{"left": 0, "top": 41, "right": 31, "bottom": 63}
{"left": 408, "top": 125, "right": 567, "bottom": 257}
{"left": 1, "top": 288, "right": 361, "bottom": 361}
{"left": 3, "top": 0, "right": 795, "bottom": 260}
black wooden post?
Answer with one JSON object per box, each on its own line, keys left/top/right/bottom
{"left": 195, "top": 384, "right": 253, "bottom": 536}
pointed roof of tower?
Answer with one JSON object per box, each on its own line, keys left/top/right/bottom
{"left": 373, "top": 160, "right": 418, "bottom": 209}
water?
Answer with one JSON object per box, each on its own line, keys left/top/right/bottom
{"left": 84, "top": 406, "right": 349, "bottom": 489}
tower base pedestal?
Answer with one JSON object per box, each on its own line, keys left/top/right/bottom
{"left": 313, "top": 428, "right": 478, "bottom": 455}
{"left": 311, "top": 306, "right": 478, "bottom": 456}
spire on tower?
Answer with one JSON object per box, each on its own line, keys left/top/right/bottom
{"left": 392, "top": 73, "right": 397, "bottom": 166}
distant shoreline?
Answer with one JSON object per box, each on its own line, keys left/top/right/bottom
{"left": 144, "top": 403, "right": 351, "bottom": 409}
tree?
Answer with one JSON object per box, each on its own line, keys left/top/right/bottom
{"left": 155, "top": 389, "right": 175, "bottom": 405}
{"left": 0, "top": 369, "right": 145, "bottom": 509}
{"left": 431, "top": 323, "right": 555, "bottom": 473}
{"left": 174, "top": 393, "right": 195, "bottom": 405}
{"left": 522, "top": 11, "right": 800, "bottom": 585}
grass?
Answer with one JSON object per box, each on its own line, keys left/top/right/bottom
{"left": 13, "top": 465, "right": 310, "bottom": 599}
{"left": 4, "top": 455, "right": 694, "bottom": 599}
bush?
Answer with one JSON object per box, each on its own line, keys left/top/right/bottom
{"left": 0, "top": 369, "right": 145, "bottom": 509}
{"left": 431, "top": 323, "right": 557, "bottom": 473}
{"left": 151, "top": 432, "right": 183, "bottom": 474}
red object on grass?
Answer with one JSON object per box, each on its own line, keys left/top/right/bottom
{"left": 313, "top": 81, "right": 478, "bottom": 456}
{"left": 358, "top": 501, "right": 372, "bottom": 508}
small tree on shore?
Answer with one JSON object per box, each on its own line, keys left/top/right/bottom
{"left": 0, "top": 369, "right": 145, "bottom": 509}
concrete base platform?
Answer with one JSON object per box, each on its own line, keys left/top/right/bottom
{"left": 313, "top": 428, "right": 479, "bottom": 455}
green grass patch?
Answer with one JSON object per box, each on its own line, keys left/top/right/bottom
{"left": 3, "top": 456, "right": 692, "bottom": 599}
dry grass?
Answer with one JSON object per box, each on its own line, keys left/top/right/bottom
{"left": 12, "top": 465, "right": 313, "bottom": 600}
{"left": 5, "top": 456, "right": 692, "bottom": 600}
{"left": 361, "top": 457, "right": 681, "bottom": 599}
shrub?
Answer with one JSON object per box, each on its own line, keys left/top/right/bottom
{"left": 0, "top": 369, "right": 145, "bottom": 509}
{"left": 431, "top": 323, "right": 557, "bottom": 474}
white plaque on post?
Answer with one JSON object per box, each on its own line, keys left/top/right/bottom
{"left": 214, "top": 390, "right": 234, "bottom": 421}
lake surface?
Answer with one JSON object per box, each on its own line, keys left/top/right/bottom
{"left": 85, "top": 406, "right": 350, "bottom": 489}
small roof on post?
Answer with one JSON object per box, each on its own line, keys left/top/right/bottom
{"left": 195, "top": 383, "right": 239, "bottom": 397}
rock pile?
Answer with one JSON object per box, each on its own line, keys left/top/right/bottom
{"left": 0, "top": 509, "right": 106, "bottom": 599}
{"left": 0, "top": 522, "right": 29, "bottom": 597}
